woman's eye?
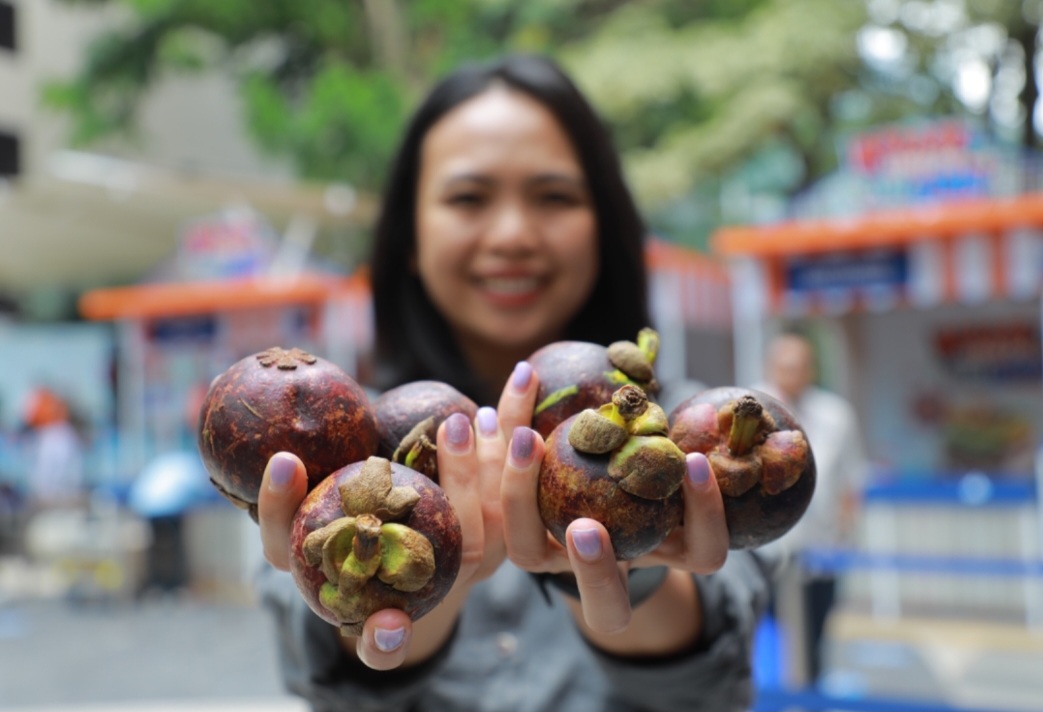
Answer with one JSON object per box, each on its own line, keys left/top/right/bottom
{"left": 539, "top": 192, "right": 581, "bottom": 207}
{"left": 446, "top": 193, "right": 485, "bottom": 207}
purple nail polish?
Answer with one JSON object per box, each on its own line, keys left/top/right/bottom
{"left": 572, "top": 527, "right": 602, "bottom": 561}
{"left": 476, "top": 407, "right": 498, "bottom": 437}
{"left": 445, "top": 412, "right": 471, "bottom": 450}
{"left": 268, "top": 454, "right": 296, "bottom": 492}
{"left": 687, "top": 452, "right": 710, "bottom": 486}
{"left": 512, "top": 361, "right": 533, "bottom": 391}
{"left": 510, "top": 426, "right": 535, "bottom": 465}
{"left": 374, "top": 626, "right": 405, "bottom": 652}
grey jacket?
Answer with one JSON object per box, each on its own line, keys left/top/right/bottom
{"left": 256, "top": 549, "right": 777, "bottom": 712}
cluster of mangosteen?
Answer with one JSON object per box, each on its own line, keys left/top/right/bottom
{"left": 196, "top": 332, "right": 815, "bottom": 633}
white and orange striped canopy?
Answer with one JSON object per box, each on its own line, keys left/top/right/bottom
{"left": 711, "top": 193, "right": 1043, "bottom": 316}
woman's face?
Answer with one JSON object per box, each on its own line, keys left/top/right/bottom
{"left": 414, "top": 86, "right": 598, "bottom": 363}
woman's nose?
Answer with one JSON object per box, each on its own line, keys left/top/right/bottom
{"left": 485, "top": 201, "right": 539, "bottom": 249}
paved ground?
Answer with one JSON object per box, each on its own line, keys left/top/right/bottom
{"left": 0, "top": 593, "right": 306, "bottom": 711}
{"left": 2, "top": 558, "right": 1041, "bottom": 712}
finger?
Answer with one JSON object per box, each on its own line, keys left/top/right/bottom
{"left": 474, "top": 406, "right": 506, "bottom": 508}
{"left": 566, "top": 519, "right": 631, "bottom": 633}
{"left": 258, "top": 451, "right": 309, "bottom": 570}
{"left": 496, "top": 361, "right": 538, "bottom": 434}
{"left": 680, "top": 452, "right": 729, "bottom": 573}
{"left": 437, "top": 412, "right": 485, "bottom": 579}
{"left": 356, "top": 609, "right": 413, "bottom": 670}
{"left": 473, "top": 406, "right": 507, "bottom": 576}
{"left": 501, "top": 426, "right": 560, "bottom": 570}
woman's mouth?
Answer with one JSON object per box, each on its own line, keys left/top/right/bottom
{"left": 475, "top": 275, "right": 545, "bottom": 306}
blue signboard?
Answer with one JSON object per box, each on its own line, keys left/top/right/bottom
{"left": 785, "top": 248, "right": 908, "bottom": 294}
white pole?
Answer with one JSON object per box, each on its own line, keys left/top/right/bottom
{"left": 729, "top": 257, "right": 767, "bottom": 387}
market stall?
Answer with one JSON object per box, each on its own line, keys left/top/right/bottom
{"left": 78, "top": 207, "right": 373, "bottom": 480}
{"left": 712, "top": 191, "right": 1043, "bottom": 625}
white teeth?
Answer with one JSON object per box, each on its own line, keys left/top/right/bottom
{"left": 481, "top": 277, "right": 541, "bottom": 294}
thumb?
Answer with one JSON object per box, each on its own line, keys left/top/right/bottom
{"left": 258, "top": 452, "right": 308, "bottom": 570}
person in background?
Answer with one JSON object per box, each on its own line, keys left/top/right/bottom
{"left": 756, "top": 329, "right": 869, "bottom": 686}
{"left": 20, "top": 386, "right": 86, "bottom": 510}
{"left": 252, "top": 53, "right": 781, "bottom": 712}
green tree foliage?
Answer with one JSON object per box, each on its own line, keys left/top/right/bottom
{"left": 43, "top": 1, "right": 1042, "bottom": 251}
{"left": 43, "top": 0, "right": 863, "bottom": 200}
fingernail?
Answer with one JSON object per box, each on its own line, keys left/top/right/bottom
{"left": 476, "top": 406, "right": 498, "bottom": 438}
{"left": 268, "top": 454, "right": 296, "bottom": 492}
{"left": 444, "top": 412, "right": 471, "bottom": 452}
{"left": 374, "top": 626, "right": 405, "bottom": 652}
{"left": 572, "top": 527, "right": 602, "bottom": 561}
{"left": 687, "top": 452, "right": 710, "bottom": 487}
{"left": 512, "top": 361, "right": 533, "bottom": 391}
{"left": 509, "top": 426, "right": 535, "bottom": 466}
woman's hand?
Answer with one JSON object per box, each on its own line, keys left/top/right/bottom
{"left": 256, "top": 378, "right": 534, "bottom": 670}
{"left": 500, "top": 365, "right": 731, "bottom": 642}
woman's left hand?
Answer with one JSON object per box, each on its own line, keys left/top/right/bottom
{"left": 498, "top": 365, "right": 731, "bottom": 636}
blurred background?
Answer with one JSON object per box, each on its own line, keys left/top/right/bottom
{"left": 1, "top": 1, "right": 1042, "bottom": 710}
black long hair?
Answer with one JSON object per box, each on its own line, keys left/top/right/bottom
{"left": 369, "top": 53, "right": 651, "bottom": 404}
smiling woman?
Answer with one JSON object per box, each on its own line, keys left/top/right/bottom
{"left": 253, "top": 53, "right": 774, "bottom": 712}
{"left": 370, "top": 55, "right": 649, "bottom": 406}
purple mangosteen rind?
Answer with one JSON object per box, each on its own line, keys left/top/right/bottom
{"left": 537, "top": 413, "right": 684, "bottom": 561}
{"left": 289, "top": 458, "right": 463, "bottom": 634}
{"left": 372, "top": 380, "right": 478, "bottom": 482}
{"left": 197, "top": 347, "right": 380, "bottom": 521}
{"left": 530, "top": 332, "right": 661, "bottom": 439}
{"left": 667, "top": 386, "right": 817, "bottom": 550}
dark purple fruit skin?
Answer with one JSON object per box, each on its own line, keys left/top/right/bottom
{"left": 197, "top": 349, "right": 380, "bottom": 519}
{"left": 668, "top": 386, "right": 816, "bottom": 550}
{"left": 289, "top": 460, "right": 462, "bottom": 629}
{"left": 372, "top": 381, "right": 478, "bottom": 479}
{"left": 537, "top": 413, "right": 684, "bottom": 561}
{"left": 530, "top": 341, "right": 644, "bottom": 439}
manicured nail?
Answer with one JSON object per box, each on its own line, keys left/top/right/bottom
{"left": 512, "top": 361, "right": 533, "bottom": 391}
{"left": 373, "top": 626, "right": 406, "bottom": 652}
{"left": 687, "top": 452, "right": 710, "bottom": 487}
{"left": 476, "top": 407, "right": 498, "bottom": 438}
{"left": 509, "top": 426, "right": 535, "bottom": 466}
{"left": 268, "top": 453, "right": 296, "bottom": 492}
{"left": 572, "top": 527, "right": 602, "bottom": 561}
{"left": 444, "top": 412, "right": 471, "bottom": 452}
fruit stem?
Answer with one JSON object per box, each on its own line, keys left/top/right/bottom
{"left": 612, "top": 384, "right": 649, "bottom": 421}
{"left": 352, "top": 513, "right": 382, "bottom": 563}
{"left": 728, "top": 395, "right": 764, "bottom": 456}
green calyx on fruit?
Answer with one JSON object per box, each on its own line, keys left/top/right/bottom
{"left": 303, "top": 458, "right": 436, "bottom": 624}
{"left": 392, "top": 416, "right": 438, "bottom": 479}
{"left": 568, "top": 384, "right": 685, "bottom": 500}
{"left": 605, "top": 327, "right": 660, "bottom": 392}
{"left": 708, "top": 395, "right": 808, "bottom": 498}
{"left": 534, "top": 328, "right": 662, "bottom": 418}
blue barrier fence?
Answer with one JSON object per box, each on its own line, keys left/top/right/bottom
{"left": 801, "top": 549, "right": 1043, "bottom": 578}
{"left": 753, "top": 473, "right": 1043, "bottom": 711}
{"left": 863, "top": 475, "right": 1037, "bottom": 507}
{"left": 753, "top": 686, "right": 980, "bottom": 712}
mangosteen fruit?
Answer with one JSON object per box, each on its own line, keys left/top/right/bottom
{"left": 289, "top": 456, "right": 462, "bottom": 636}
{"left": 372, "top": 381, "right": 478, "bottom": 482}
{"left": 529, "top": 328, "right": 661, "bottom": 439}
{"left": 668, "top": 387, "right": 816, "bottom": 550}
{"left": 197, "top": 346, "right": 380, "bottom": 521}
{"left": 537, "top": 384, "right": 685, "bottom": 561}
